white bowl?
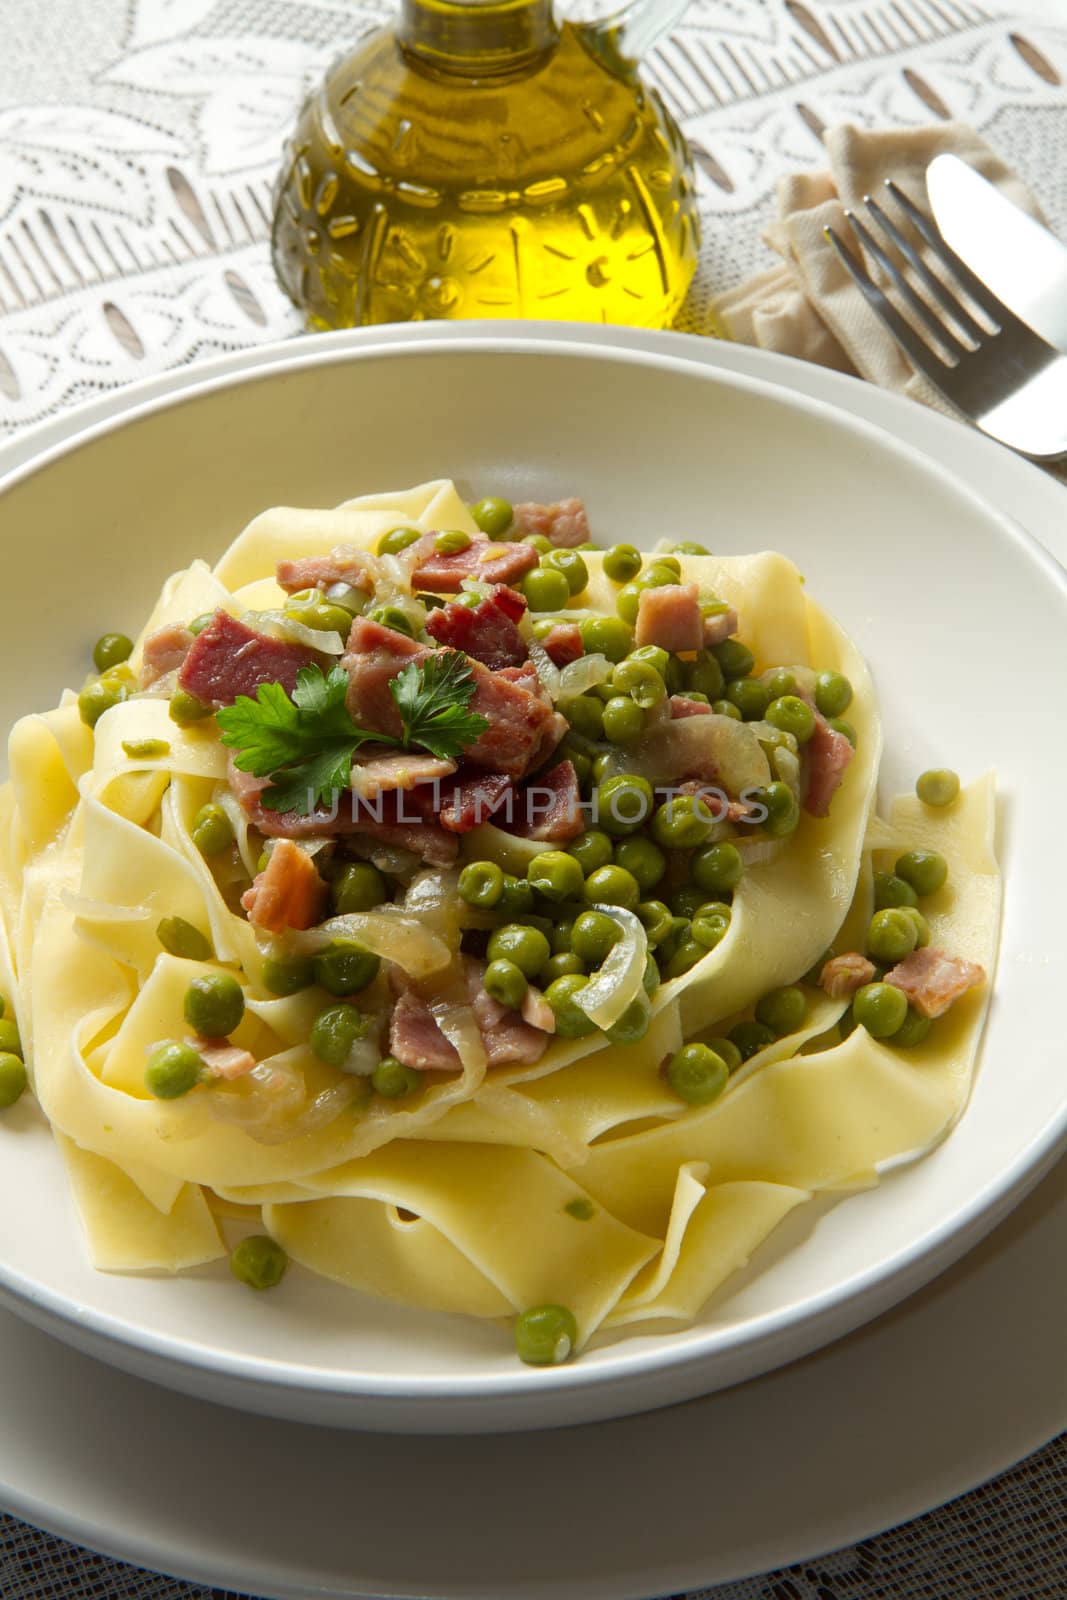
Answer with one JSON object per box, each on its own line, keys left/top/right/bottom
{"left": 1, "top": 331, "right": 1065, "bottom": 1434}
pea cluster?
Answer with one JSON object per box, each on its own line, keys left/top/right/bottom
{"left": 843, "top": 845, "right": 950, "bottom": 1046}
{"left": 78, "top": 631, "right": 135, "bottom": 728}
{"left": 0, "top": 998, "right": 27, "bottom": 1110}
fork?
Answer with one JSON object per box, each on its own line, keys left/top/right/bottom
{"left": 824, "top": 180, "right": 1067, "bottom": 461}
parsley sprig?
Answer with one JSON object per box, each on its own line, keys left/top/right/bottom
{"left": 217, "top": 657, "right": 488, "bottom": 815}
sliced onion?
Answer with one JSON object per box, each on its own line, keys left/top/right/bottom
{"left": 214, "top": 787, "right": 260, "bottom": 878}
{"left": 575, "top": 905, "right": 647, "bottom": 1030}
{"left": 772, "top": 744, "right": 801, "bottom": 794}
{"left": 325, "top": 581, "right": 370, "bottom": 614}
{"left": 557, "top": 653, "right": 611, "bottom": 700}
{"left": 287, "top": 910, "right": 451, "bottom": 977}
{"left": 599, "top": 713, "right": 770, "bottom": 795}
{"left": 249, "top": 610, "right": 346, "bottom": 654}
{"left": 527, "top": 639, "right": 561, "bottom": 699}
{"left": 736, "top": 835, "right": 785, "bottom": 866}
{"left": 463, "top": 821, "right": 545, "bottom": 876}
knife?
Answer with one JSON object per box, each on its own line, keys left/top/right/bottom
{"left": 926, "top": 152, "right": 1067, "bottom": 354}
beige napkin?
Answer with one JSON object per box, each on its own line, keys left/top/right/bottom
{"left": 715, "top": 122, "right": 1048, "bottom": 415}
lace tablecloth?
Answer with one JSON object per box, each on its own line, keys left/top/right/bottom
{"left": 1, "top": 1, "right": 1065, "bottom": 1596}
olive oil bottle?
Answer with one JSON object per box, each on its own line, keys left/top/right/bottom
{"left": 272, "top": 0, "right": 700, "bottom": 330}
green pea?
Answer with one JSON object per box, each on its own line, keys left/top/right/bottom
{"left": 331, "top": 861, "right": 387, "bottom": 915}
{"left": 434, "top": 529, "right": 472, "bottom": 555}
{"left": 0, "top": 1019, "right": 23, "bottom": 1057}
{"left": 596, "top": 775, "right": 654, "bottom": 837}
{"left": 605, "top": 996, "right": 651, "bottom": 1044}
{"left": 757, "top": 781, "right": 801, "bottom": 839}
{"left": 765, "top": 694, "right": 815, "bottom": 743}
{"left": 601, "top": 695, "right": 644, "bottom": 743}
{"left": 636, "top": 899, "right": 674, "bottom": 945}
{"left": 377, "top": 526, "right": 422, "bottom": 556}
{"left": 367, "top": 605, "right": 416, "bottom": 637}
{"left": 591, "top": 753, "right": 614, "bottom": 786}
{"left": 664, "top": 939, "right": 705, "bottom": 978}
{"left": 558, "top": 739, "right": 592, "bottom": 787}
{"left": 703, "top": 1035, "right": 742, "bottom": 1073}
{"left": 726, "top": 676, "right": 771, "bottom": 721}
{"left": 895, "top": 849, "right": 948, "bottom": 898}
{"left": 643, "top": 563, "right": 680, "bottom": 588}
{"left": 612, "top": 658, "right": 666, "bottom": 709}
{"left": 542, "top": 549, "right": 588, "bottom": 596}
{"left": 754, "top": 985, "right": 807, "bottom": 1037}
{"left": 691, "top": 840, "right": 744, "bottom": 894}
{"left": 873, "top": 872, "right": 919, "bottom": 911}
{"left": 469, "top": 496, "right": 513, "bottom": 538}
{"left": 763, "top": 668, "right": 796, "bottom": 700}
{"left": 867, "top": 908, "right": 919, "bottom": 964}
{"left": 572, "top": 910, "right": 622, "bottom": 966}
{"left": 686, "top": 652, "right": 725, "bottom": 701}
{"left": 566, "top": 694, "right": 605, "bottom": 741}
{"left": 669, "top": 540, "right": 711, "bottom": 556}
{"left": 814, "top": 671, "right": 853, "bottom": 717}
{"left": 261, "top": 955, "right": 315, "bottom": 996}
{"left": 852, "top": 982, "right": 908, "bottom": 1039}
{"left": 522, "top": 567, "right": 570, "bottom": 612}
{"left": 169, "top": 689, "right": 213, "bottom": 726}
{"left": 898, "top": 906, "right": 931, "bottom": 948}
{"left": 451, "top": 593, "right": 481, "bottom": 610}
{"left": 569, "top": 829, "right": 614, "bottom": 876}
{"left": 92, "top": 632, "right": 133, "bottom": 673}
{"left": 78, "top": 678, "right": 126, "bottom": 729}
{"left": 893, "top": 1007, "right": 933, "bottom": 1048}
{"left": 579, "top": 615, "right": 634, "bottom": 663}
{"left": 627, "top": 644, "right": 669, "bottom": 677}
{"left": 144, "top": 1040, "right": 202, "bottom": 1100}
{"left": 122, "top": 737, "right": 171, "bottom": 760}
{"left": 526, "top": 850, "right": 585, "bottom": 904}
{"left": 0, "top": 1052, "right": 27, "bottom": 1109}
{"left": 916, "top": 768, "right": 960, "bottom": 808}
{"left": 183, "top": 972, "right": 244, "bottom": 1038}
{"left": 670, "top": 886, "right": 706, "bottom": 919}
{"left": 457, "top": 860, "right": 505, "bottom": 909}
{"left": 156, "top": 916, "right": 212, "bottom": 962}
{"left": 310, "top": 1002, "right": 366, "bottom": 1066}
{"left": 487, "top": 923, "right": 552, "bottom": 979}
{"left": 650, "top": 554, "right": 681, "bottom": 576}
{"left": 230, "top": 1235, "right": 288, "bottom": 1290}
{"left": 286, "top": 598, "right": 354, "bottom": 636}
{"left": 373, "top": 1056, "right": 423, "bottom": 1098}
{"left": 314, "top": 940, "right": 381, "bottom": 996}
{"left": 690, "top": 902, "right": 732, "bottom": 950}
{"left": 191, "top": 803, "right": 234, "bottom": 857}
{"left": 485, "top": 958, "right": 528, "bottom": 1009}
{"left": 188, "top": 612, "right": 214, "bottom": 636}
{"left": 613, "top": 835, "right": 665, "bottom": 893}
{"left": 712, "top": 698, "right": 742, "bottom": 721}
{"left": 713, "top": 639, "right": 755, "bottom": 680}
{"left": 583, "top": 865, "right": 640, "bottom": 911}
{"left": 497, "top": 874, "right": 534, "bottom": 918}
{"left": 540, "top": 952, "right": 586, "bottom": 984}
{"left": 728, "top": 1019, "right": 777, "bottom": 1061}
{"left": 514, "top": 1303, "right": 578, "bottom": 1365}
{"left": 667, "top": 1043, "right": 729, "bottom": 1105}
{"left": 615, "top": 583, "right": 643, "bottom": 625}
{"left": 650, "top": 794, "right": 715, "bottom": 850}
{"left": 603, "top": 544, "right": 642, "bottom": 583}
{"left": 522, "top": 533, "right": 553, "bottom": 555}
{"left": 544, "top": 975, "right": 597, "bottom": 1038}
{"left": 829, "top": 717, "right": 858, "bottom": 747}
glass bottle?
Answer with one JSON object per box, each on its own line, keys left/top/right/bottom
{"left": 272, "top": 0, "right": 700, "bottom": 330}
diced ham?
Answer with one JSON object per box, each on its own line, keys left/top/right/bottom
{"left": 140, "top": 623, "right": 194, "bottom": 688}
{"left": 435, "top": 769, "right": 514, "bottom": 833}
{"left": 521, "top": 985, "right": 556, "bottom": 1034}
{"left": 703, "top": 606, "right": 739, "bottom": 647}
{"left": 820, "top": 952, "right": 876, "bottom": 999}
{"left": 542, "top": 623, "right": 584, "bottom": 667}
{"left": 803, "top": 712, "right": 854, "bottom": 818}
{"left": 390, "top": 962, "right": 551, "bottom": 1072}
{"left": 465, "top": 957, "right": 509, "bottom": 1032}
{"left": 635, "top": 583, "right": 704, "bottom": 653}
{"left": 276, "top": 548, "right": 371, "bottom": 595}
{"left": 179, "top": 610, "right": 318, "bottom": 708}
{"left": 425, "top": 585, "right": 528, "bottom": 670}
{"left": 463, "top": 960, "right": 552, "bottom": 1065}
{"left": 351, "top": 751, "right": 457, "bottom": 799}
{"left": 410, "top": 535, "right": 537, "bottom": 592}
{"left": 389, "top": 985, "right": 462, "bottom": 1073}
{"left": 512, "top": 498, "right": 589, "bottom": 548}
{"left": 196, "top": 1041, "right": 257, "bottom": 1080}
{"left": 885, "top": 946, "right": 987, "bottom": 1019}
{"left": 342, "top": 618, "right": 566, "bottom": 780}
{"left": 670, "top": 695, "right": 713, "bottom": 719}
{"left": 240, "top": 838, "right": 328, "bottom": 933}
{"left": 508, "top": 761, "right": 584, "bottom": 843}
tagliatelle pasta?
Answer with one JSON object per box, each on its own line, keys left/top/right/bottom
{"left": 0, "top": 481, "right": 1000, "bottom": 1361}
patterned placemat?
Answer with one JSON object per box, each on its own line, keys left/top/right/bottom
{"left": 0, "top": 1, "right": 1065, "bottom": 1595}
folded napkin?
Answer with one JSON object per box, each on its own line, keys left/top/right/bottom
{"left": 715, "top": 122, "right": 1048, "bottom": 416}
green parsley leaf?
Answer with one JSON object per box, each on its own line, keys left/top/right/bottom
{"left": 389, "top": 650, "right": 489, "bottom": 760}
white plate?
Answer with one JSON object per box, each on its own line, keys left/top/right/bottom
{"left": 1, "top": 330, "right": 1066, "bottom": 1438}
{"left": 0, "top": 328, "right": 1063, "bottom": 1595}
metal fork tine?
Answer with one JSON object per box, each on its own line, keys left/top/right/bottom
{"left": 884, "top": 179, "right": 1016, "bottom": 330}
{"left": 822, "top": 225, "right": 949, "bottom": 376}
{"left": 862, "top": 194, "right": 985, "bottom": 345}
{"left": 845, "top": 207, "right": 968, "bottom": 359}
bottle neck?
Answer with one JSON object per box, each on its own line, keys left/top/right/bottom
{"left": 398, "top": 0, "right": 558, "bottom": 76}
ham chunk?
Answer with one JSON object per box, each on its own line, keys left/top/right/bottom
{"left": 543, "top": 623, "right": 584, "bottom": 667}
{"left": 703, "top": 606, "right": 739, "bottom": 647}
{"left": 425, "top": 584, "right": 528, "bottom": 670}
{"left": 803, "top": 712, "right": 854, "bottom": 818}
{"left": 197, "top": 1042, "right": 256, "bottom": 1080}
{"left": 885, "top": 946, "right": 987, "bottom": 1019}
{"left": 670, "top": 695, "right": 712, "bottom": 719}
{"left": 509, "top": 761, "right": 584, "bottom": 843}
{"left": 513, "top": 499, "right": 589, "bottom": 548}
{"left": 410, "top": 535, "right": 537, "bottom": 592}
{"left": 635, "top": 583, "right": 704, "bottom": 653}
{"left": 521, "top": 985, "right": 556, "bottom": 1034}
{"left": 140, "top": 623, "right": 194, "bottom": 688}
{"left": 179, "top": 610, "right": 318, "bottom": 708}
{"left": 389, "top": 963, "right": 551, "bottom": 1072}
{"left": 240, "top": 838, "right": 328, "bottom": 933}
{"left": 276, "top": 548, "right": 371, "bottom": 595}
{"left": 435, "top": 769, "right": 513, "bottom": 833}
{"left": 820, "top": 952, "right": 876, "bottom": 999}
{"left": 351, "top": 752, "right": 457, "bottom": 799}
{"left": 389, "top": 985, "right": 462, "bottom": 1073}
{"left": 464, "top": 959, "right": 552, "bottom": 1066}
